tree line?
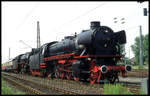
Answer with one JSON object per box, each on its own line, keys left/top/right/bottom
{"left": 131, "top": 34, "right": 149, "bottom": 65}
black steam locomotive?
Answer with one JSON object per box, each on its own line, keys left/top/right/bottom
{"left": 3, "top": 21, "right": 131, "bottom": 84}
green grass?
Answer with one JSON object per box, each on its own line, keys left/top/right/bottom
{"left": 103, "top": 84, "right": 133, "bottom": 95}
{"left": 132, "top": 65, "right": 148, "bottom": 70}
{"left": 2, "top": 77, "right": 26, "bottom": 95}
{"left": 139, "top": 90, "right": 147, "bottom": 95}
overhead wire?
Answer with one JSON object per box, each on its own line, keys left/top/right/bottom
{"left": 55, "top": 3, "right": 106, "bottom": 31}
{"left": 53, "top": 2, "right": 107, "bottom": 40}
{"left": 56, "top": 2, "right": 144, "bottom": 34}
{"left": 16, "top": 3, "right": 40, "bottom": 50}
{"left": 68, "top": 3, "right": 106, "bottom": 24}
{"left": 16, "top": 3, "right": 39, "bottom": 31}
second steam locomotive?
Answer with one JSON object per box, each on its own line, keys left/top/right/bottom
{"left": 3, "top": 21, "right": 131, "bottom": 84}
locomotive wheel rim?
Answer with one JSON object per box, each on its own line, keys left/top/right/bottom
{"left": 74, "top": 77, "right": 79, "bottom": 81}
{"left": 70, "top": 73, "right": 74, "bottom": 80}
{"left": 58, "top": 72, "right": 60, "bottom": 78}
{"left": 55, "top": 73, "right": 57, "bottom": 78}
{"left": 55, "top": 71, "right": 59, "bottom": 78}
{"left": 66, "top": 73, "right": 71, "bottom": 80}
{"left": 90, "top": 72, "right": 98, "bottom": 84}
{"left": 90, "top": 76, "right": 97, "bottom": 84}
{"left": 90, "top": 79, "right": 96, "bottom": 84}
{"left": 61, "top": 72, "right": 65, "bottom": 79}
{"left": 48, "top": 73, "right": 51, "bottom": 78}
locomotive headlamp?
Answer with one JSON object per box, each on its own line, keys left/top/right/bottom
{"left": 125, "top": 65, "right": 132, "bottom": 72}
{"left": 104, "top": 30, "right": 108, "bottom": 33}
{"left": 104, "top": 44, "right": 107, "bottom": 47}
{"left": 79, "top": 45, "right": 85, "bottom": 49}
{"left": 101, "top": 65, "right": 108, "bottom": 73}
{"left": 87, "top": 58, "right": 91, "bottom": 61}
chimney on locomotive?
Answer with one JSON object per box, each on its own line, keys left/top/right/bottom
{"left": 90, "top": 21, "right": 100, "bottom": 30}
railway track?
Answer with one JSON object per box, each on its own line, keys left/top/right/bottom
{"left": 2, "top": 72, "right": 142, "bottom": 95}
{"left": 2, "top": 73, "right": 63, "bottom": 95}
{"left": 117, "top": 80, "right": 141, "bottom": 94}
{"left": 3, "top": 76, "right": 46, "bottom": 95}
{"left": 2, "top": 72, "right": 103, "bottom": 95}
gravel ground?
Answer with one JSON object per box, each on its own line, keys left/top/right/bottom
{"left": 126, "top": 70, "right": 148, "bottom": 78}
{"left": 3, "top": 72, "right": 104, "bottom": 95}
{"left": 118, "top": 69, "right": 148, "bottom": 78}
{"left": 3, "top": 71, "right": 144, "bottom": 95}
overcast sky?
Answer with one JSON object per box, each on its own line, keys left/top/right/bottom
{"left": 2, "top": 1, "right": 149, "bottom": 63}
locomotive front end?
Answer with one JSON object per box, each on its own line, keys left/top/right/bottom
{"left": 86, "top": 21, "right": 131, "bottom": 84}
